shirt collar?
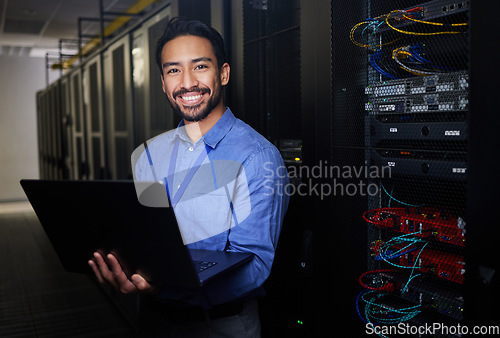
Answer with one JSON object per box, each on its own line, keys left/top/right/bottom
{"left": 167, "top": 107, "right": 236, "bottom": 149}
{"left": 203, "top": 107, "right": 236, "bottom": 149}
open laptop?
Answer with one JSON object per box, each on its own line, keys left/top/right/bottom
{"left": 20, "top": 179, "right": 252, "bottom": 289}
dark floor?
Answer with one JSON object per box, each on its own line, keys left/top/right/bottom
{"left": 0, "top": 202, "right": 135, "bottom": 337}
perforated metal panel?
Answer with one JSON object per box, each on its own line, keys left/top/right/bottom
{"left": 333, "top": 0, "right": 470, "bottom": 333}
{"left": 243, "top": 0, "right": 301, "bottom": 143}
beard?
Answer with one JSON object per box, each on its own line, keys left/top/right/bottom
{"left": 166, "top": 83, "right": 222, "bottom": 122}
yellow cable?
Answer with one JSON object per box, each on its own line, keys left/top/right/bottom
{"left": 402, "top": 14, "right": 468, "bottom": 27}
{"left": 350, "top": 21, "right": 400, "bottom": 49}
{"left": 392, "top": 47, "right": 433, "bottom": 76}
{"left": 385, "top": 10, "right": 463, "bottom": 36}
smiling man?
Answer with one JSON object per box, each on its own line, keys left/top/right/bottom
{"left": 162, "top": 37, "right": 226, "bottom": 122}
{"left": 88, "top": 17, "right": 289, "bottom": 337}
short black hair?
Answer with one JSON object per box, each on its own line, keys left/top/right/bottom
{"left": 155, "top": 17, "right": 226, "bottom": 75}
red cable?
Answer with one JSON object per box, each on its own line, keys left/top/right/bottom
{"left": 359, "top": 269, "right": 399, "bottom": 292}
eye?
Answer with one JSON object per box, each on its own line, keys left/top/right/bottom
{"left": 195, "top": 64, "right": 208, "bottom": 70}
{"left": 167, "top": 68, "right": 179, "bottom": 74}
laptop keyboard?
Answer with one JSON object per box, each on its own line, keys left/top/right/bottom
{"left": 193, "top": 261, "right": 217, "bottom": 273}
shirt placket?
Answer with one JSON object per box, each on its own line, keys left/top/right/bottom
{"left": 172, "top": 140, "right": 203, "bottom": 197}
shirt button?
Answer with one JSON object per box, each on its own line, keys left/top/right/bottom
{"left": 188, "top": 146, "right": 194, "bottom": 151}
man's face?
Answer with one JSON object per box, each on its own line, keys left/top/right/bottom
{"left": 160, "top": 35, "right": 229, "bottom": 122}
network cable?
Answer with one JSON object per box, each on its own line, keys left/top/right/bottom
{"left": 392, "top": 44, "right": 458, "bottom": 76}
{"left": 356, "top": 289, "right": 421, "bottom": 337}
{"left": 351, "top": 7, "right": 468, "bottom": 52}
{"left": 374, "top": 232, "right": 428, "bottom": 292}
{"left": 385, "top": 10, "right": 467, "bottom": 36}
{"left": 381, "top": 183, "right": 425, "bottom": 208}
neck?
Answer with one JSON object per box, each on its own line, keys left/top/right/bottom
{"left": 184, "top": 101, "right": 225, "bottom": 143}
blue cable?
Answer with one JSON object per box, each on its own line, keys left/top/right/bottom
{"left": 376, "top": 232, "right": 428, "bottom": 292}
{"left": 381, "top": 184, "right": 425, "bottom": 207}
{"left": 360, "top": 290, "right": 421, "bottom": 333}
{"left": 370, "top": 51, "right": 398, "bottom": 79}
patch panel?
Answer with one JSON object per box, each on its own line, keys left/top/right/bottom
{"left": 365, "top": 71, "right": 468, "bottom": 98}
{"left": 359, "top": 270, "right": 463, "bottom": 320}
{"left": 371, "top": 271, "right": 464, "bottom": 320}
{"left": 392, "top": 0, "right": 470, "bottom": 27}
{"left": 399, "top": 248, "right": 465, "bottom": 284}
{"left": 368, "top": 242, "right": 465, "bottom": 284}
{"left": 367, "top": 92, "right": 468, "bottom": 115}
{"left": 367, "top": 95, "right": 468, "bottom": 114}
{"left": 441, "top": 1, "right": 469, "bottom": 13}
{"left": 363, "top": 207, "right": 466, "bottom": 247}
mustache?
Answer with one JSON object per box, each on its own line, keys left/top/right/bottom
{"left": 173, "top": 86, "right": 211, "bottom": 98}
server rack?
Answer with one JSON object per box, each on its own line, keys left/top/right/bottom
{"left": 69, "top": 69, "right": 88, "bottom": 180}
{"left": 242, "top": 0, "right": 302, "bottom": 152}
{"left": 239, "top": 2, "right": 312, "bottom": 337}
{"left": 303, "top": 0, "right": 500, "bottom": 336}
{"left": 131, "top": 6, "right": 173, "bottom": 147}
{"left": 38, "top": 81, "right": 65, "bottom": 180}
{"left": 103, "top": 35, "right": 134, "bottom": 179}
{"left": 82, "top": 55, "right": 107, "bottom": 180}
{"left": 59, "top": 76, "right": 74, "bottom": 180}
{"left": 359, "top": 0, "right": 468, "bottom": 329}
{"left": 323, "top": 0, "right": 470, "bottom": 334}
{"left": 35, "top": 90, "right": 48, "bottom": 179}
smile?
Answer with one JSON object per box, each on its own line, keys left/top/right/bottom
{"left": 175, "top": 88, "right": 210, "bottom": 106}
{"left": 177, "top": 93, "right": 205, "bottom": 106}
{"left": 180, "top": 94, "right": 203, "bottom": 102}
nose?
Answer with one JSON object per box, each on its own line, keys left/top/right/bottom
{"left": 180, "top": 70, "right": 198, "bottom": 90}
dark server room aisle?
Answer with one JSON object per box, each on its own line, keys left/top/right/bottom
{"left": 0, "top": 202, "right": 135, "bottom": 337}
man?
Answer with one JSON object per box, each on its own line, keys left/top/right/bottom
{"left": 88, "top": 17, "right": 289, "bottom": 337}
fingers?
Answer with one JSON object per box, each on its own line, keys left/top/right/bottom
{"left": 106, "top": 254, "right": 128, "bottom": 282}
{"left": 88, "top": 252, "right": 111, "bottom": 286}
{"left": 88, "top": 258, "right": 105, "bottom": 284}
{"left": 131, "top": 274, "right": 148, "bottom": 290}
{"left": 90, "top": 252, "right": 116, "bottom": 287}
{"left": 131, "top": 274, "right": 159, "bottom": 295}
{"left": 87, "top": 252, "right": 146, "bottom": 295}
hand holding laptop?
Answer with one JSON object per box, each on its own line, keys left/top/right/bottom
{"left": 20, "top": 180, "right": 252, "bottom": 293}
{"left": 88, "top": 251, "right": 159, "bottom": 295}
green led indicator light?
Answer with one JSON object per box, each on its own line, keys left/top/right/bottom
{"left": 297, "top": 320, "right": 303, "bottom": 325}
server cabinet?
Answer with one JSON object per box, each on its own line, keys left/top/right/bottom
{"left": 178, "top": 0, "right": 211, "bottom": 26}
{"left": 310, "top": 0, "right": 474, "bottom": 335}
{"left": 82, "top": 55, "right": 107, "bottom": 179}
{"left": 45, "top": 84, "right": 55, "bottom": 179}
{"left": 60, "top": 76, "right": 74, "bottom": 179}
{"left": 46, "top": 81, "right": 64, "bottom": 180}
{"left": 69, "top": 69, "right": 88, "bottom": 179}
{"left": 36, "top": 90, "right": 48, "bottom": 179}
{"left": 242, "top": 0, "right": 301, "bottom": 148}
{"left": 131, "top": 7, "right": 173, "bottom": 146}
{"left": 238, "top": 2, "right": 310, "bottom": 337}
{"left": 103, "top": 35, "right": 134, "bottom": 179}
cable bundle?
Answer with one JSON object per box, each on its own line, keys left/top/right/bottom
{"left": 350, "top": 7, "right": 468, "bottom": 79}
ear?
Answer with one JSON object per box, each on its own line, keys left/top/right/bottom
{"left": 220, "top": 63, "right": 230, "bottom": 86}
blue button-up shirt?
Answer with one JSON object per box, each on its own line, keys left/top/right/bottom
{"left": 132, "top": 108, "right": 289, "bottom": 306}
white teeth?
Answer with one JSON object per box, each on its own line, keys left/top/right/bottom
{"left": 181, "top": 94, "right": 202, "bottom": 101}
